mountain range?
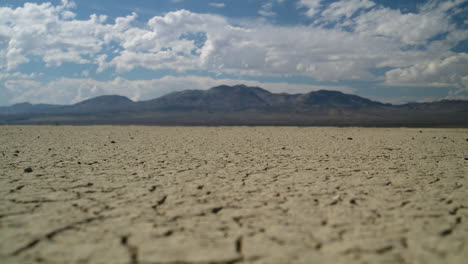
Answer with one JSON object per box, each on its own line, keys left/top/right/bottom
{"left": 1, "top": 85, "right": 467, "bottom": 127}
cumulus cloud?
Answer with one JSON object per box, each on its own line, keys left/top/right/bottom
{"left": 352, "top": 6, "right": 452, "bottom": 45}
{"left": 4, "top": 76, "right": 354, "bottom": 105}
{"left": 0, "top": 0, "right": 467, "bottom": 104}
{"left": 0, "top": 1, "right": 109, "bottom": 70}
{"left": 297, "top": 0, "right": 323, "bottom": 17}
{"left": 385, "top": 53, "right": 468, "bottom": 91}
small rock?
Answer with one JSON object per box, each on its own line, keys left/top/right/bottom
{"left": 120, "top": 236, "right": 128, "bottom": 245}
{"left": 401, "top": 201, "right": 410, "bottom": 207}
{"left": 24, "top": 167, "right": 33, "bottom": 173}
{"left": 440, "top": 228, "right": 452, "bottom": 237}
{"left": 163, "top": 230, "right": 174, "bottom": 237}
{"left": 330, "top": 194, "right": 341, "bottom": 205}
{"left": 376, "top": 245, "right": 394, "bottom": 254}
{"left": 110, "top": 141, "right": 116, "bottom": 144}
{"left": 347, "top": 137, "right": 353, "bottom": 140}
{"left": 211, "top": 207, "right": 223, "bottom": 214}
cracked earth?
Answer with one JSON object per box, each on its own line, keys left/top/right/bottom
{"left": 1, "top": 126, "right": 467, "bottom": 264}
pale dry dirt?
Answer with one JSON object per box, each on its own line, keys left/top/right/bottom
{"left": 0, "top": 126, "right": 467, "bottom": 264}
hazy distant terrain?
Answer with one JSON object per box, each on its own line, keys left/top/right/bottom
{"left": 1, "top": 126, "right": 467, "bottom": 263}
{"left": 1, "top": 85, "right": 467, "bottom": 127}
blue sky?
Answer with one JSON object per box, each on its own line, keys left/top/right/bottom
{"left": 0, "top": 0, "right": 467, "bottom": 105}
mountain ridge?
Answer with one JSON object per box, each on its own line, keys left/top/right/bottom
{"left": 1, "top": 84, "right": 467, "bottom": 127}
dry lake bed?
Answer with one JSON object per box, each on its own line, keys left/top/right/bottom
{"left": 1, "top": 126, "right": 467, "bottom": 264}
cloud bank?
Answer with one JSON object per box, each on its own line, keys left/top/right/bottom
{"left": 0, "top": 0, "right": 467, "bottom": 104}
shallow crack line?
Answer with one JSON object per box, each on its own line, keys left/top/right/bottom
{"left": 11, "top": 216, "right": 104, "bottom": 256}
{"left": 0, "top": 210, "right": 35, "bottom": 218}
{"left": 62, "top": 182, "right": 94, "bottom": 191}
{"left": 439, "top": 216, "right": 462, "bottom": 237}
{"left": 152, "top": 195, "right": 168, "bottom": 211}
{"left": 9, "top": 198, "right": 76, "bottom": 204}
{"left": 140, "top": 256, "right": 246, "bottom": 264}
{"left": 121, "top": 235, "right": 139, "bottom": 264}
{"left": 235, "top": 236, "right": 243, "bottom": 255}
{"left": 101, "top": 186, "right": 126, "bottom": 193}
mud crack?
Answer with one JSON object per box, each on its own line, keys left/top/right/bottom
{"left": 11, "top": 216, "right": 104, "bottom": 256}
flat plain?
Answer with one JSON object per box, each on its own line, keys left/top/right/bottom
{"left": 0, "top": 126, "right": 467, "bottom": 264}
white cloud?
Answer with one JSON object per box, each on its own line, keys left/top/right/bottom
{"left": 0, "top": 72, "right": 37, "bottom": 81}
{"left": 297, "top": 0, "right": 323, "bottom": 17}
{"left": 322, "top": 0, "right": 375, "bottom": 20}
{"left": 209, "top": 3, "right": 225, "bottom": 8}
{"left": 259, "top": 2, "right": 276, "bottom": 17}
{"left": 3, "top": 76, "right": 354, "bottom": 105}
{"left": 352, "top": 6, "right": 452, "bottom": 45}
{"left": 385, "top": 53, "right": 468, "bottom": 92}
{"left": 0, "top": 1, "right": 110, "bottom": 70}
{"left": 0, "top": 0, "right": 467, "bottom": 103}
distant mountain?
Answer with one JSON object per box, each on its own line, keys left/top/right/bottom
{"left": 140, "top": 85, "right": 386, "bottom": 112}
{"left": 299, "top": 90, "right": 386, "bottom": 108}
{"left": 0, "top": 85, "right": 467, "bottom": 127}
{"left": 141, "top": 85, "right": 273, "bottom": 111}
{"left": 75, "top": 95, "right": 133, "bottom": 106}
{"left": 0, "top": 102, "right": 62, "bottom": 114}
{"left": 62, "top": 95, "right": 135, "bottom": 114}
{"left": 398, "top": 99, "right": 468, "bottom": 111}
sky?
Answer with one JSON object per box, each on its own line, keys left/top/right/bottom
{"left": 0, "top": 0, "right": 467, "bottom": 106}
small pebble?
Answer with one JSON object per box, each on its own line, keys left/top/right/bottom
{"left": 330, "top": 194, "right": 341, "bottom": 205}
{"left": 24, "top": 167, "right": 33, "bottom": 173}
{"left": 211, "top": 207, "right": 223, "bottom": 214}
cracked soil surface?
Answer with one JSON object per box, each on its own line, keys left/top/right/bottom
{"left": 1, "top": 126, "right": 467, "bottom": 264}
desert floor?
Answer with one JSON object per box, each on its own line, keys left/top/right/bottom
{"left": 0, "top": 126, "right": 467, "bottom": 264}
